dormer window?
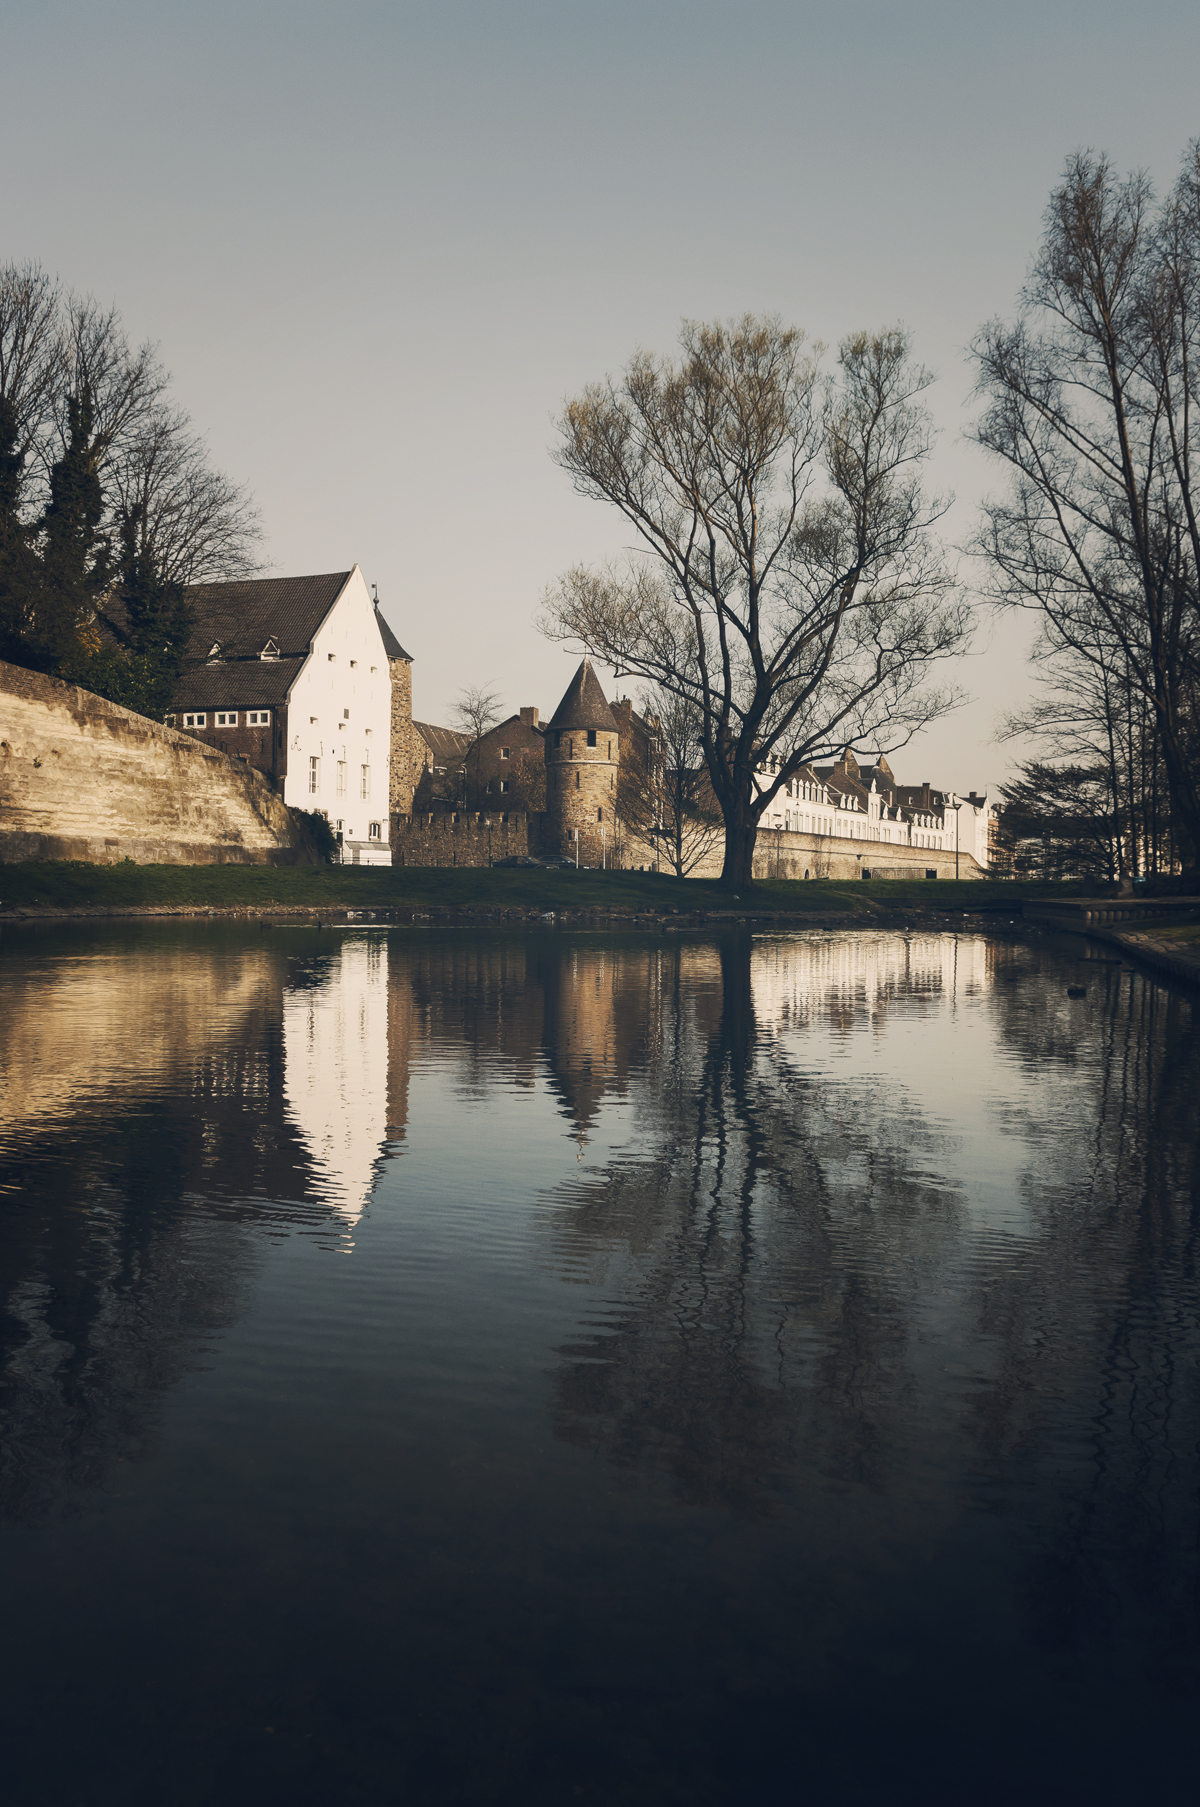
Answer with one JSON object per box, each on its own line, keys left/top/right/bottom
{"left": 207, "top": 642, "right": 221, "bottom": 661}
{"left": 260, "top": 639, "right": 279, "bottom": 661}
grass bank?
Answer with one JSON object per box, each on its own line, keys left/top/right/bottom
{"left": 0, "top": 860, "right": 1078, "bottom": 919}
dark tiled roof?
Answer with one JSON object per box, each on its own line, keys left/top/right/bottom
{"left": 375, "top": 608, "right": 412, "bottom": 662}
{"left": 414, "top": 721, "right": 471, "bottom": 763}
{"left": 548, "top": 658, "right": 618, "bottom": 733}
{"left": 183, "top": 572, "right": 352, "bottom": 661}
{"left": 172, "top": 660, "right": 305, "bottom": 711}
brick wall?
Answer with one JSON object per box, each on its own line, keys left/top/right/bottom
{"left": 388, "top": 655, "right": 426, "bottom": 817}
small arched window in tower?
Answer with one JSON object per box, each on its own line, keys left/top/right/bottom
{"left": 607, "top": 740, "right": 612, "bottom": 758}
{"left": 575, "top": 770, "right": 580, "bottom": 789}
{"left": 586, "top": 729, "right": 597, "bottom": 748}
{"left": 597, "top": 808, "right": 603, "bottom": 822}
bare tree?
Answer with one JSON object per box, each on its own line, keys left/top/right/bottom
{"left": 542, "top": 316, "right": 967, "bottom": 885}
{"left": 0, "top": 261, "right": 263, "bottom": 584}
{"left": 971, "top": 144, "right": 1200, "bottom": 872}
{"left": 450, "top": 683, "right": 502, "bottom": 807}
{"left": 616, "top": 688, "right": 723, "bottom": 876}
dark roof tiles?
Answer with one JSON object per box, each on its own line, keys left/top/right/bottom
{"left": 171, "top": 659, "right": 305, "bottom": 711}
{"left": 375, "top": 609, "right": 412, "bottom": 662}
{"left": 547, "top": 658, "right": 618, "bottom": 733}
{"left": 183, "top": 572, "right": 352, "bottom": 661}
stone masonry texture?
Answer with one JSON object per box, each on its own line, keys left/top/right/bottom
{"left": 0, "top": 660, "right": 316, "bottom": 865}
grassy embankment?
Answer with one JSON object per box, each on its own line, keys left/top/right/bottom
{"left": 0, "top": 860, "right": 1079, "bottom": 917}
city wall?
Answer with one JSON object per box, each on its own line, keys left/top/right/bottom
{"left": 390, "top": 811, "right": 536, "bottom": 867}
{"left": 619, "top": 826, "right": 986, "bottom": 882}
{"left": 0, "top": 660, "right": 316, "bottom": 865}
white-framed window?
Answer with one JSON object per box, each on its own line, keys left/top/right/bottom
{"left": 165, "top": 714, "right": 177, "bottom": 727}
{"left": 309, "top": 756, "right": 320, "bottom": 794}
{"left": 360, "top": 765, "right": 370, "bottom": 799}
{"left": 215, "top": 711, "right": 237, "bottom": 727}
{"left": 499, "top": 780, "right": 510, "bottom": 794}
{"left": 247, "top": 710, "right": 271, "bottom": 726}
{"left": 368, "top": 822, "right": 381, "bottom": 840}
{"left": 260, "top": 639, "right": 279, "bottom": 660}
{"left": 500, "top": 747, "right": 510, "bottom": 759}
{"left": 184, "top": 713, "right": 206, "bottom": 729}
{"left": 337, "top": 761, "right": 346, "bottom": 795}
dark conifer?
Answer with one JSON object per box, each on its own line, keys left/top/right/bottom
{"left": 0, "top": 394, "right": 39, "bottom": 662}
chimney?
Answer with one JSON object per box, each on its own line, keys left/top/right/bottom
{"left": 519, "top": 706, "right": 539, "bottom": 727}
{"left": 922, "top": 781, "right": 931, "bottom": 807}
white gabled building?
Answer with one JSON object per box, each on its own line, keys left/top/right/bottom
{"left": 168, "top": 566, "right": 397, "bottom": 864}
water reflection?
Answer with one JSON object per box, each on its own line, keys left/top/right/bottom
{"left": 0, "top": 921, "right": 1197, "bottom": 1798}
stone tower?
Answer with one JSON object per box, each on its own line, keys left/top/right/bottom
{"left": 544, "top": 658, "right": 619, "bottom": 865}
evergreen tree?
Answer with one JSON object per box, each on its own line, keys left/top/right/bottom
{"left": 34, "top": 390, "right": 110, "bottom": 673}
{"left": 0, "top": 394, "right": 39, "bottom": 662}
{"left": 87, "top": 504, "right": 194, "bottom": 717}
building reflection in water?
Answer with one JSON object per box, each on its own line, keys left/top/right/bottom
{"left": 1, "top": 917, "right": 1198, "bottom": 1710}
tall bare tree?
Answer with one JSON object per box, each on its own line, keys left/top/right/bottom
{"left": 542, "top": 317, "right": 967, "bottom": 885}
{"left": 972, "top": 144, "right": 1200, "bottom": 873}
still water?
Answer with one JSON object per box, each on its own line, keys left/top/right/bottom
{"left": 0, "top": 922, "right": 1197, "bottom": 1805}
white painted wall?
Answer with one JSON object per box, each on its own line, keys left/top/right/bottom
{"left": 283, "top": 565, "right": 392, "bottom": 861}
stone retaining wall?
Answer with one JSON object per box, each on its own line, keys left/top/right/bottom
{"left": 1, "top": 660, "right": 315, "bottom": 865}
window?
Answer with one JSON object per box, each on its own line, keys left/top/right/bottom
{"left": 597, "top": 808, "right": 603, "bottom": 822}
{"left": 215, "top": 711, "right": 237, "bottom": 727}
{"left": 361, "top": 765, "right": 370, "bottom": 798}
{"left": 368, "top": 821, "right": 381, "bottom": 839}
{"left": 499, "top": 780, "right": 510, "bottom": 794}
{"left": 500, "top": 747, "right": 510, "bottom": 759}
{"left": 248, "top": 710, "right": 271, "bottom": 726}
{"left": 337, "top": 761, "right": 346, "bottom": 795}
{"left": 184, "top": 713, "right": 206, "bottom": 729}
{"left": 575, "top": 770, "right": 580, "bottom": 789}
{"left": 206, "top": 643, "right": 221, "bottom": 660}
{"left": 554, "top": 731, "right": 562, "bottom": 748}
{"left": 310, "top": 716, "right": 318, "bottom": 724}
{"left": 586, "top": 729, "right": 597, "bottom": 747}
{"left": 309, "top": 756, "right": 319, "bottom": 793}
{"left": 165, "top": 714, "right": 177, "bottom": 727}
{"left": 350, "top": 660, "right": 357, "bottom": 668}
{"left": 260, "top": 639, "right": 279, "bottom": 660}
{"left": 344, "top": 709, "right": 350, "bottom": 720}
{"left": 327, "top": 653, "right": 336, "bottom": 662}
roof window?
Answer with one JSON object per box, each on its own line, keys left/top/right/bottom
{"left": 206, "top": 642, "right": 221, "bottom": 660}
{"left": 260, "top": 638, "right": 279, "bottom": 660}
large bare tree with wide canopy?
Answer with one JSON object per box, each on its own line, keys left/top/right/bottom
{"left": 541, "top": 316, "right": 968, "bottom": 885}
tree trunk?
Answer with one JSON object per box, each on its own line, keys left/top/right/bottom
{"left": 719, "top": 814, "right": 758, "bottom": 887}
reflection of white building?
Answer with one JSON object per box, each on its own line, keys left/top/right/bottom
{"left": 750, "top": 932, "right": 992, "bottom": 1032}
{"left": 283, "top": 935, "right": 390, "bottom": 1227}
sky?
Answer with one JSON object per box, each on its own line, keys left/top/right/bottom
{"left": 5, "top": 0, "right": 1199, "bottom": 794}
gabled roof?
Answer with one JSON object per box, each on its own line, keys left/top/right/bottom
{"left": 375, "top": 608, "right": 412, "bottom": 662}
{"left": 183, "top": 572, "right": 352, "bottom": 661}
{"left": 548, "top": 658, "right": 618, "bottom": 733}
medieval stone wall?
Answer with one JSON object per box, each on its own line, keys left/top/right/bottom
{"left": 390, "top": 811, "right": 537, "bottom": 868}
{"left": 0, "top": 661, "right": 315, "bottom": 865}
{"left": 545, "top": 727, "right": 619, "bottom": 865}
{"left": 616, "top": 822, "right": 986, "bottom": 881}
{"left": 388, "top": 654, "right": 427, "bottom": 818}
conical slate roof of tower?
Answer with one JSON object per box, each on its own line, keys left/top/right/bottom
{"left": 547, "top": 657, "right": 618, "bottom": 733}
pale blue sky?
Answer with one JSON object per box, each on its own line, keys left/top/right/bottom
{"left": 5, "top": 1, "right": 1199, "bottom": 789}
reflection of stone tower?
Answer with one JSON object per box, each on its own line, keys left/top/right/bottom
{"left": 545, "top": 658, "right": 619, "bottom": 865}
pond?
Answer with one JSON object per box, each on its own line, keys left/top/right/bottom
{"left": 1, "top": 921, "right": 1197, "bottom": 1805}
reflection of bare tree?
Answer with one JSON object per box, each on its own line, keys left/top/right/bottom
{"left": 544, "top": 934, "right": 966, "bottom": 1514}
{"left": 968, "top": 955, "right": 1200, "bottom": 1669}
